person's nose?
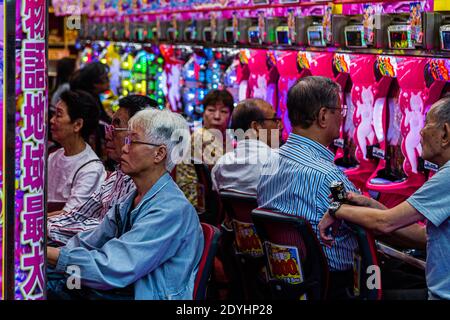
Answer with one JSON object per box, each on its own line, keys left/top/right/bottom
{"left": 214, "top": 110, "right": 221, "bottom": 119}
{"left": 122, "top": 142, "right": 129, "bottom": 154}
{"left": 50, "top": 115, "right": 56, "bottom": 125}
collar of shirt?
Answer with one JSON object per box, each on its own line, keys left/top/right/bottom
{"left": 235, "top": 138, "right": 272, "bottom": 151}
{"left": 117, "top": 172, "right": 172, "bottom": 222}
{"left": 282, "top": 133, "right": 335, "bottom": 163}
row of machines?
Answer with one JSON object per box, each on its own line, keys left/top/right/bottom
{"left": 79, "top": 39, "right": 242, "bottom": 120}
{"left": 80, "top": 2, "right": 450, "bottom": 52}
{"left": 237, "top": 48, "right": 449, "bottom": 209}
{"left": 75, "top": 1, "right": 450, "bottom": 210}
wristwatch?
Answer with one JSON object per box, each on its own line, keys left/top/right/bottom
{"left": 328, "top": 201, "right": 342, "bottom": 219}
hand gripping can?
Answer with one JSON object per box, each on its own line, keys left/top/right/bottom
{"left": 330, "top": 181, "right": 346, "bottom": 202}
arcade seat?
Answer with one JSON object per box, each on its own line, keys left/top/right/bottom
{"left": 347, "top": 223, "right": 383, "bottom": 300}
{"left": 219, "top": 190, "right": 269, "bottom": 300}
{"left": 193, "top": 163, "right": 222, "bottom": 227}
{"left": 194, "top": 223, "right": 221, "bottom": 300}
{"left": 251, "top": 209, "right": 329, "bottom": 300}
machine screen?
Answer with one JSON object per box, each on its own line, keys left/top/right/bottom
{"left": 441, "top": 31, "right": 450, "bottom": 50}
{"left": 308, "top": 30, "right": 323, "bottom": 46}
{"left": 277, "top": 30, "right": 290, "bottom": 45}
{"left": 346, "top": 31, "right": 363, "bottom": 47}
{"left": 389, "top": 31, "right": 410, "bottom": 49}
{"left": 136, "top": 29, "right": 144, "bottom": 42}
{"left": 185, "top": 30, "right": 193, "bottom": 41}
{"left": 225, "top": 30, "right": 234, "bottom": 42}
{"left": 168, "top": 29, "right": 177, "bottom": 41}
{"left": 249, "top": 30, "right": 260, "bottom": 44}
{"left": 204, "top": 30, "right": 212, "bottom": 42}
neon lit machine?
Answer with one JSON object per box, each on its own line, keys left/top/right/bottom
{"left": 439, "top": 13, "right": 450, "bottom": 51}
{"left": 275, "top": 51, "right": 298, "bottom": 139}
{"left": 223, "top": 49, "right": 247, "bottom": 105}
{"left": 0, "top": 0, "right": 3, "bottom": 298}
{"left": 247, "top": 11, "right": 280, "bottom": 46}
{"left": 156, "top": 17, "right": 170, "bottom": 42}
{"left": 366, "top": 56, "right": 448, "bottom": 208}
{"left": 183, "top": 16, "right": 208, "bottom": 44}
{"left": 160, "top": 44, "right": 184, "bottom": 112}
{"left": 275, "top": 7, "right": 315, "bottom": 138}
{"left": 145, "top": 18, "right": 158, "bottom": 43}
{"left": 180, "top": 47, "right": 209, "bottom": 120}
{"left": 332, "top": 53, "right": 394, "bottom": 192}
{"left": 383, "top": 1, "right": 440, "bottom": 51}
{"left": 363, "top": 3, "right": 445, "bottom": 207}
{"left": 223, "top": 12, "right": 252, "bottom": 45}
{"left": 247, "top": 49, "right": 279, "bottom": 114}
{"left": 334, "top": 3, "right": 392, "bottom": 50}
{"left": 119, "top": 44, "right": 138, "bottom": 96}
{"left": 130, "top": 49, "right": 151, "bottom": 96}
{"left": 331, "top": 5, "right": 393, "bottom": 191}
{"left": 202, "top": 13, "right": 227, "bottom": 44}
{"left": 167, "top": 15, "right": 187, "bottom": 43}
{"left": 145, "top": 45, "right": 166, "bottom": 109}
{"left": 2, "top": 0, "right": 47, "bottom": 299}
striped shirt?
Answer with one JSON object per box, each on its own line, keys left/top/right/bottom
{"left": 48, "top": 168, "right": 136, "bottom": 246}
{"left": 257, "top": 133, "right": 358, "bottom": 271}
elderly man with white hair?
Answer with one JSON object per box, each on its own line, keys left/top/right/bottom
{"left": 319, "top": 97, "right": 450, "bottom": 300}
{"left": 47, "top": 109, "right": 204, "bottom": 300}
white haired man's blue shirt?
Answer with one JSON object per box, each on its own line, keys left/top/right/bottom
{"left": 407, "top": 160, "right": 450, "bottom": 300}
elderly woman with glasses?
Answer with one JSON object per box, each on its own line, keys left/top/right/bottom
{"left": 47, "top": 95, "right": 157, "bottom": 246}
{"left": 48, "top": 90, "right": 106, "bottom": 217}
{"left": 47, "top": 109, "right": 204, "bottom": 300}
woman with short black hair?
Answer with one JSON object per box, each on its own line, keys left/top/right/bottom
{"left": 48, "top": 90, "right": 106, "bottom": 217}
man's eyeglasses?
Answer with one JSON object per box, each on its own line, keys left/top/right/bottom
{"left": 124, "top": 136, "right": 162, "bottom": 148}
{"left": 105, "top": 124, "right": 129, "bottom": 136}
{"left": 328, "top": 106, "right": 348, "bottom": 117}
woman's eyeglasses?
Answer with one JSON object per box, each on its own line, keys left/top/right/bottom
{"left": 124, "top": 136, "right": 162, "bottom": 148}
{"left": 104, "top": 124, "right": 129, "bottom": 137}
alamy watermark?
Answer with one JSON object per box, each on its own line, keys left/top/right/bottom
{"left": 65, "top": 5, "right": 81, "bottom": 31}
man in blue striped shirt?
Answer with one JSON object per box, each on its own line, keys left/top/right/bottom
{"left": 257, "top": 76, "right": 358, "bottom": 299}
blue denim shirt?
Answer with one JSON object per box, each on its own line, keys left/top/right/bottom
{"left": 55, "top": 173, "right": 204, "bottom": 300}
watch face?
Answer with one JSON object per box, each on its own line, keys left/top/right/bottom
{"left": 330, "top": 202, "right": 340, "bottom": 210}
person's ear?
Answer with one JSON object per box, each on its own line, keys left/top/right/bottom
{"left": 250, "top": 120, "right": 263, "bottom": 131}
{"left": 248, "top": 121, "right": 261, "bottom": 139}
{"left": 72, "top": 118, "right": 84, "bottom": 134}
{"left": 154, "top": 145, "right": 167, "bottom": 165}
{"left": 442, "top": 123, "right": 450, "bottom": 148}
{"left": 317, "top": 107, "right": 328, "bottom": 128}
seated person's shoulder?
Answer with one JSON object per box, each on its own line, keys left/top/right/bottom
{"left": 153, "top": 180, "right": 198, "bottom": 215}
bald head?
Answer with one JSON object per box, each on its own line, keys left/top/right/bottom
{"left": 231, "top": 98, "right": 273, "bottom": 131}
{"left": 231, "top": 98, "right": 282, "bottom": 148}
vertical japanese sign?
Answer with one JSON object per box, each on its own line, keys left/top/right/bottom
{"left": 0, "top": 0, "right": 4, "bottom": 300}
{"left": 11, "top": 0, "right": 47, "bottom": 300}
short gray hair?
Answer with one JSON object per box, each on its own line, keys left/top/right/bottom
{"left": 431, "top": 96, "right": 450, "bottom": 127}
{"left": 129, "top": 109, "right": 191, "bottom": 172}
